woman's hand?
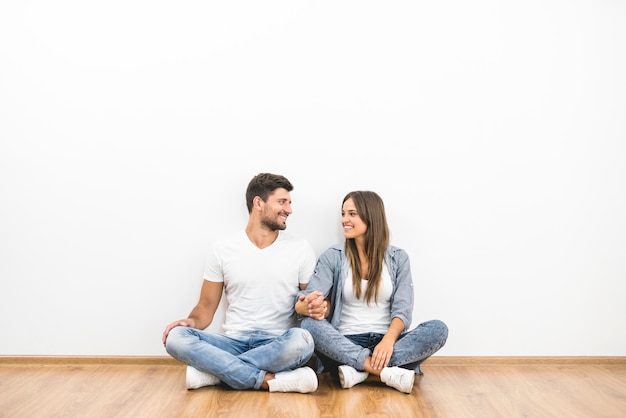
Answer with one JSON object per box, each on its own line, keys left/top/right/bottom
{"left": 298, "top": 291, "right": 328, "bottom": 320}
{"left": 370, "top": 336, "right": 395, "bottom": 370}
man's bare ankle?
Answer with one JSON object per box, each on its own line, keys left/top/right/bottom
{"left": 261, "top": 372, "right": 275, "bottom": 390}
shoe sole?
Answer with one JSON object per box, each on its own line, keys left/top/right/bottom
{"left": 337, "top": 366, "right": 349, "bottom": 389}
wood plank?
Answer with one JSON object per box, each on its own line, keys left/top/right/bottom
{"left": 1, "top": 359, "right": 625, "bottom": 417}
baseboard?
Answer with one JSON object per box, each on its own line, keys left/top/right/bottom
{"left": 0, "top": 356, "right": 183, "bottom": 365}
{"left": 2, "top": 355, "right": 625, "bottom": 366}
{"left": 424, "top": 356, "right": 626, "bottom": 365}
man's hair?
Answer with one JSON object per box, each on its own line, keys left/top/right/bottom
{"left": 245, "top": 173, "right": 293, "bottom": 213}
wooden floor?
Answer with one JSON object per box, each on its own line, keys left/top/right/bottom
{"left": 1, "top": 357, "right": 625, "bottom": 418}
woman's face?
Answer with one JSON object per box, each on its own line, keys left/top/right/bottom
{"left": 342, "top": 197, "right": 367, "bottom": 239}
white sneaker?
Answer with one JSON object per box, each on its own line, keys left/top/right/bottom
{"left": 380, "top": 366, "right": 415, "bottom": 393}
{"left": 186, "top": 365, "right": 220, "bottom": 390}
{"left": 338, "top": 365, "right": 369, "bottom": 389}
{"left": 268, "top": 367, "right": 318, "bottom": 393}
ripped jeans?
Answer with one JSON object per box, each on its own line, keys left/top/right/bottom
{"left": 165, "top": 327, "right": 314, "bottom": 389}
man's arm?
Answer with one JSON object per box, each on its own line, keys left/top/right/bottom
{"left": 162, "top": 280, "right": 224, "bottom": 345}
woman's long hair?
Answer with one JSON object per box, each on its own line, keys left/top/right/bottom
{"left": 343, "top": 191, "right": 389, "bottom": 305}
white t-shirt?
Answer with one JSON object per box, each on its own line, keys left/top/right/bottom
{"left": 338, "top": 263, "right": 393, "bottom": 335}
{"left": 203, "top": 230, "right": 316, "bottom": 335}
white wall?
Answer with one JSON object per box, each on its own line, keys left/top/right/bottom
{"left": 1, "top": 1, "right": 625, "bottom": 357}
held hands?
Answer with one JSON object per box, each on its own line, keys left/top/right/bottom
{"left": 161, "top": 318, "right": 196, "bottom": 346}
{"left": 299, "top": 291, "right": 327, "bottom": 320}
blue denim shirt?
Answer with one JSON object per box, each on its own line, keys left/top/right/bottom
{"left": 297, "top": 244, "right": 415, "bottom": 332}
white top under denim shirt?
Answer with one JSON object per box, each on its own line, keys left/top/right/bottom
{"left": 297, "top": 244, "right": 415, "bottom": 332}
{"left": 339, "top": 262, "right": 393, "bottom": 334}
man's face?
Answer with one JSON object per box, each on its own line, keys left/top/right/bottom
{"left": 260, "top": 188, "right": 292, "bottom": 231}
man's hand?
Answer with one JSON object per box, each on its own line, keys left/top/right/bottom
{"left": 162, "top": 318, "right": 196, "bottom": 346}
{"left": 298, "top": 291, "right": 328, "bottom": 320}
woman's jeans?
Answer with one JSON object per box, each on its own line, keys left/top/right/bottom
{"left": 301, "top": 318, "right": 448, "bottom": 374}
{"left": 165, "top": 327, "right": 314, "bottom": 390}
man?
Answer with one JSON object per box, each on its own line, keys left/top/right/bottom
{"left": 162, "top": 173, "right": 318, "bottom": 393}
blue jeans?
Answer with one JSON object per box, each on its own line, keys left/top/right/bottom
{"left": 165, "top": 327, "right": 314, "bottom": 390}
{"left": 301, "top": 318, "right": 448, "bottom": 374}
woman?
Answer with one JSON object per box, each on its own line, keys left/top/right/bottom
{"left": 296, "top": 191, "right": 448, "bottom": 393}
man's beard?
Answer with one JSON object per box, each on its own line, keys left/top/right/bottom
{"left": 261, "top": 214, "right": 286, "bottom": 231}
